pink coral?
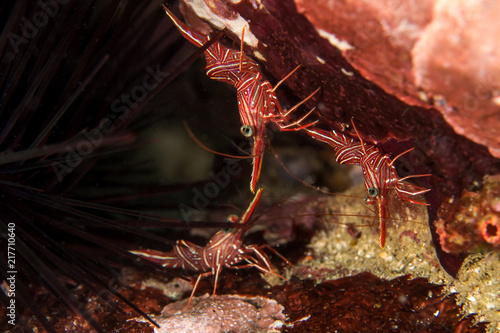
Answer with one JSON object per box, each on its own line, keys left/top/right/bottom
{"left": 480, "top": 216, "right": 500, "bottom": 247}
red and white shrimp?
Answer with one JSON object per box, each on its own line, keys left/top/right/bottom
{"left": 130, "top": 188, "right": 288, "bottom": 307}
{"left": 304, "top": 121, "right": 430, "bottom": 247}
{"left": 162, "top": 5, "right": 318, "bottom": 193}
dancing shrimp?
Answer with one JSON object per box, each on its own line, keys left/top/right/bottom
{"left": 304, "top": 121, "right": 430, "bottom": 247}
{"left": 162, "top": 5, "right": 318, "bottom": 192}
{"left": 130, "top": 188, "right": 288, "bottom": 307}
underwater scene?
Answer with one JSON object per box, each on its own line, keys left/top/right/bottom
{"left": 1, "top": 1, "right": 500, "bottom": 332}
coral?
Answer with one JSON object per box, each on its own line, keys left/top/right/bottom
{"left": 299, "top": 183, "right": 443, "bottom": 281}
{"left": 436, "top": 174, "right": 500, "bottom": 254}
{"left": 480, "top": 216, "right": 500, "bottom": 246}
{"left": 271, "top": 273, "right": 486, "bottom": 333}
{"left": 298, "top": 182, "right": 500, "bottom": 331}
{"left": 295, "top": 0, "right": 500, "bottom": 160}
{"left": 150, "top": 294, "right": 286, "bottom": 333}
{"left": 449, "top": 252, "right": 500, "bottom": 333}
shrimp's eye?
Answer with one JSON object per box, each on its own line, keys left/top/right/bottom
{"left": 368, "top": 187, "right": 378, "bottom": 197}
{"left": 240, "top": 125, "right": 254, "bottom": 137}
{"left": 227, "top": 214, "right": 239, "bottom": 223}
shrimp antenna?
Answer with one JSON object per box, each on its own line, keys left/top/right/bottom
{"left": 271, "top": 65, "right": 301, "bottom": 93}
{"left": 183, "top": 120, "right": 259, "bottom": 159}
{"left": 239, "top": 26, "right": 245, "bottom": 72}
{"left": 350, "top": 119, "right": 367, "bottom": 155}
{"left": 269, "top": 145, "right": 365, "bottom": 199}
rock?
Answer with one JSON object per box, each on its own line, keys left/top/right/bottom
{"left": 152, "top": 294, "right": 286, "bottom": 333}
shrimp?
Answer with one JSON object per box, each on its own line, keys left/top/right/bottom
{"left": 131, "top": 188, "right": 288, "bottom": 307}
{"left": 305, "top": 120, "right": 430, "bottom": 247}
{"left": 162, "top": 5, "right": 318, "bottom": 192}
